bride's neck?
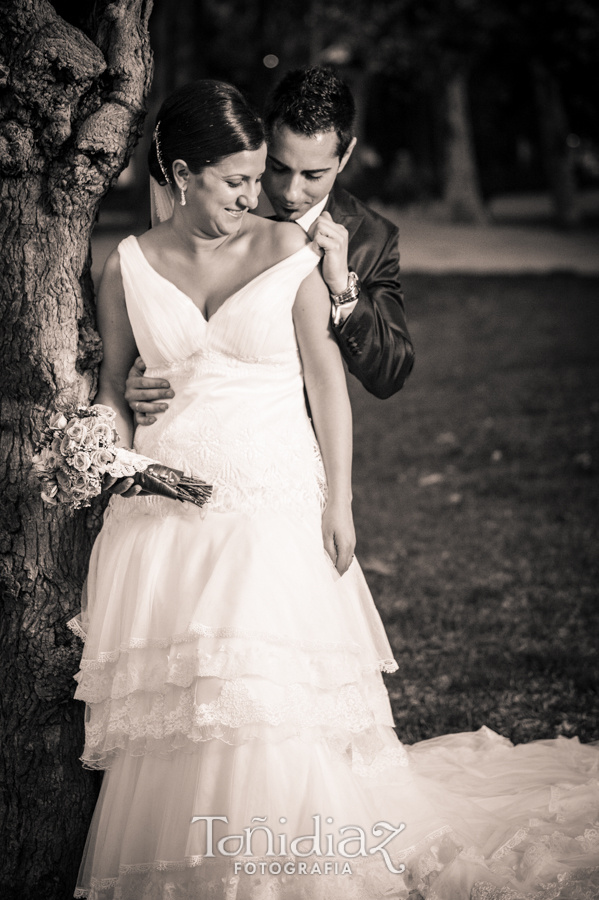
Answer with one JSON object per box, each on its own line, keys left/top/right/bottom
{"left": 169, "top": 210, "right": 237, "bottom": 255}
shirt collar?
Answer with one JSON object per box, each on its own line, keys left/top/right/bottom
{"left": 295, "top": 195, "right": 329, "bottom": 232}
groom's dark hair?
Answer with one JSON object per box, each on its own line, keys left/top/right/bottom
{"left": 149, "top": 80, "right": 264, "bottom": 186}
{"left": 264, "top": 66, "right": 356, "bottom": 158}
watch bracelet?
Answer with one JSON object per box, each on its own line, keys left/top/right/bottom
{"left": 331, "top": 271, "right": 360, "bottom": 305}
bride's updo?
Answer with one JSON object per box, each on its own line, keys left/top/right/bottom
{"left": 148, "top": 80, "right": 264, "bottom": 186}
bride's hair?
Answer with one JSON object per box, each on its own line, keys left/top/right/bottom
{"left": 148, "top": 80, "right": 264, "bottom": 186}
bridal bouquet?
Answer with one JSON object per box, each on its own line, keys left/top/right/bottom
{"left": 32, "top": 405, "right": 212, "bottom": 511}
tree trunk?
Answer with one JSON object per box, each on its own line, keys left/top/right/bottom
{"left": 531, "top": 59, "right": 580, "bottom": 229}
{"left": 0, "top": 1, "right": 153, "bottom": 897}
{"left": 442, "top": 68, "right": 487, "bottom": 224}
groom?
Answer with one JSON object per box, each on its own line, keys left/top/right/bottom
{"left": 125, "top": 66, "right": 414, "bottom": 422}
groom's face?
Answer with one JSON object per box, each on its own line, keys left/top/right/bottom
{"left": 262, "top": 124, "right": 347, "bottom": 221}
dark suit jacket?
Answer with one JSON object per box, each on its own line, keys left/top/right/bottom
{"left": 324, "top": 183, "right": 414, "bottom": 399}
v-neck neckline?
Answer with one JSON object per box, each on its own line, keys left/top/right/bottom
{"left": 131, "top": 236, "right": 317, "bottom": 324}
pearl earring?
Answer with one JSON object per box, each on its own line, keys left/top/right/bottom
{"left": 180, "top": 188, "right": 187, "bottom": 207}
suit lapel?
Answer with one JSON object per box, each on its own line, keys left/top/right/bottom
{"left": 325, "top": 186, "right": 364, "bottom": 245}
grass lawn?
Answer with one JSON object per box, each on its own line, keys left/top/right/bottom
{"left": 348, "top": 274, "right": 599, "bottom": 746}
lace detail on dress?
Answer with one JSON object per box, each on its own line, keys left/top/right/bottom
{"left": 72, "top": 637, "right": 397, "bottom": 699}
{"left": 549, "top": 785, "right": 566, "bottom": 823}
{"left": 576, "top": 823, "right": 599, "bottom": 853}
{"left": 67, "top": 616, "right": 88, "bottom": 641}
{"left": 73, "top": 849, "right": 599, "bottom": 900}
{"left": 77, "top": 677, "right": 397, "bottom": 767}
{"left": 74, "top": 853, "right": 414, "bottom": 900}
{"left": 471, "top": 885, "right": 536, "bottom": 900}
{"left": 492, "top": 826, "right": 530, "bottom": 860}
{"left": 471, "top": 869, "right": 599, "bottom": 900}
{"left": 74, "top": 621, "right": 371, "bottom": 665}
{"left": 113, "top": 349, "right": 328, "bottom": 521}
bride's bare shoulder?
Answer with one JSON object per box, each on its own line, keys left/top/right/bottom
{"left": 249, "top": 216, "right": 309, "bottom": 260}
{"left": 276, "top": 221, "right": 311, "bottom": 255}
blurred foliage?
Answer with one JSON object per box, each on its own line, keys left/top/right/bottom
{"left": 147, "top": 0, "right": 599, "bottom": 210}
{"left": 50, "top": 0, "right": 599, "bottom": 212}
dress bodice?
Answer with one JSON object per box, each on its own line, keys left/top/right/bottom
{"left": 119, "top": 234, "right": 321, "bottom": 368}
{"left": 113, "top": 235, "right": 325, "bottom": 518}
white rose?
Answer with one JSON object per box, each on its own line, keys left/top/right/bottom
{"left": 71, "top": 451, "right": 92, "bottom": 472}
{"left": 48, "top": 413, "right": 68, "bottom": 430}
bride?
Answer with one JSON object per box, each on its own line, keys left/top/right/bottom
{"left": 69, "top": 80, "right": 599, "bottom": 900}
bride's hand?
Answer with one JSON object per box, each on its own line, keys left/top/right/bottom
{"left": 322, "top": 500, "right": 356, "bottom": 576}
{"left": 102, "top": 474, "right": 142, "bottom": 498}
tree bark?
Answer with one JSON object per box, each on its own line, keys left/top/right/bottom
{"left": 531, "top": 58, "right": 580, "bottom": 229}
{"left": 442, "top": 67, "right": 487, "bottom": 224}
{"left": 0, "top": 1, "right": 153, "bottom": 897}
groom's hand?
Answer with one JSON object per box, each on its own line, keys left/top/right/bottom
{"left": 308, "top": 211, "right": 349, "bottom": 297}
{"left": 124, "top": 357, "right": 174, "bottom": 427}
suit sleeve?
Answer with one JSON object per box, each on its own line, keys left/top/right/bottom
{"left": 331, "top": 225, "right": 415, "bottom": 399}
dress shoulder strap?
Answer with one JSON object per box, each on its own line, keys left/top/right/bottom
{"left": 117, "top": 235, "right": 201, "bottom": 368}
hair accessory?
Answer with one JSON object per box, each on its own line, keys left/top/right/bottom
{"left": 154, "top": 122, "right": 169, "bottom": 184}
{"left": 180, "top": 187, "right": 187, "bottom": 207}
{"left": 150, "top": 176, "right": 175, "bottom": 226}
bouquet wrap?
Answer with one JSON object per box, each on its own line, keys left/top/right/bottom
{"left": 131, "top": 464, "right": 213, "bottom": 506}
{"left": 134, "top": 464, "right": 183, "bottom": 500}
{"left": 32, "top": 405, "right": 212, "bottom": 511}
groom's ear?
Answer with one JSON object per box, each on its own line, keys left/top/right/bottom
{"left": 337, "top": 137, "right": 357, "bottom": 175}
{"left": 171, "top": 159, "right": 190, "bottom": 191}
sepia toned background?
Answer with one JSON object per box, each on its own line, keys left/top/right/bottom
{"left": 1, "top": 3, "right": 598, "bottom": 895}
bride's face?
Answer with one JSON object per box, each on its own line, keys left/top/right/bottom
{"left": 174, "top": 144, "right": 267, "bottom": 238}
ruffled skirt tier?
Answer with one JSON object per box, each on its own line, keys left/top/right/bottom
{"left": 71, "top": 502, "right": 398, "bottom": 770}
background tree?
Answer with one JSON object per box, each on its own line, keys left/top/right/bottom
{"left": 502, "top": 0, "right": 599, "bottom": 228}
{"left": 0, "top": 1, "right": 153, "bottom": 897}
{"left": 383, "top": 0, "right": 599, "bottom": 225}
{"left": 369, "top": 0, "right": 499, "bottom": 224}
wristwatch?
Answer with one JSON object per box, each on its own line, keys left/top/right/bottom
{"left": 330, "top": 271, "right": 360, "bottom": 307}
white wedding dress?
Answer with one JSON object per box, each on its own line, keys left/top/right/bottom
{"left": 68, "top": 235, "right": 599, "bottom": 900}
